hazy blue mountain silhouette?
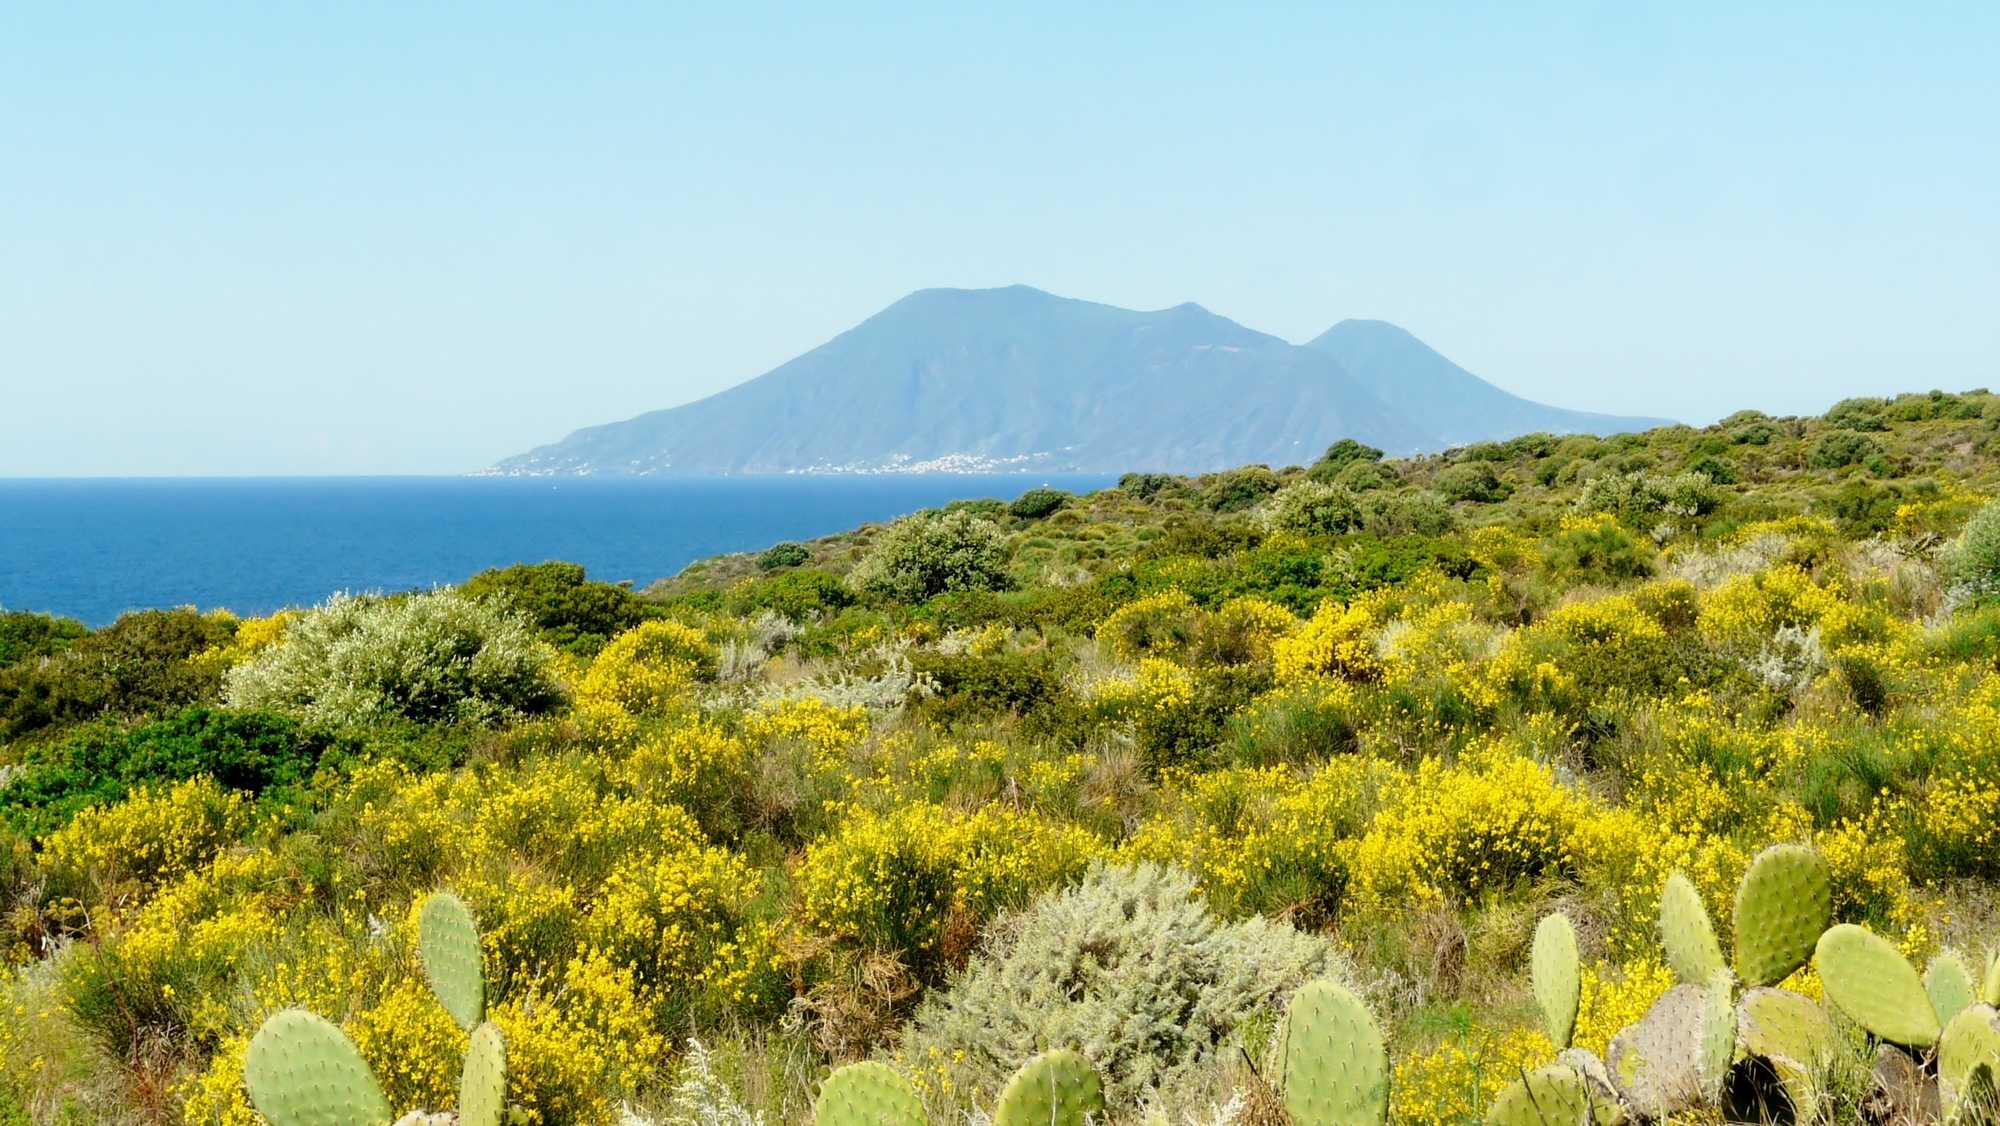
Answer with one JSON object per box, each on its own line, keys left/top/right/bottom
{"left": 1304, "top": 319, "right": 1673, "bottom": 447}
{"left": 492, "top": 287, "right": 1668, "bottom": 475}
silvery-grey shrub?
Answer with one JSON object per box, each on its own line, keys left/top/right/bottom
{"left": 899, "top": 862, "right": 1347, "bottom": 1108}
{"left": 1948, "top": 498, "right": 2000, "bottom": 602}
{"left": 847, "top": 511, "right": 1011, "bottom": 603}
{"left": 225, "top": 589, "right": 561, "bottom": 726}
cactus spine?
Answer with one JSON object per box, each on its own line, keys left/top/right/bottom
{"left": 1816, "top": 923, "right": 1943, "bottom": 1048}
{"left": 459, "top": 1022, "right": 507, "bottom": 1126}
{"left": 1730, "top": 844, "right": 1832, "bottom": 988}
{"left": 1658, "top": 873, "right": 1725, "bottom": 985}
{"left": 418, "top": 891, "right": 486, "bottom": 1033}
{"left": 1696, "top": 969, "right": 1736, "bottom": 1103}
{"left": 815, "top": 1061, "right": 926, "bottom": 1126}
{"left": 1485, "top": 1065, "right": 1591, "bottom": 1126}
{"left": 991, "top": 1050, "right": 1102, "bottom": 1126}
{"left": 1930, "top": 952, "right": 1979, "bottom": 1026}
{"left": 1985, "top": 950, "right": 2000, "bottom": 1007}
{"left": 1276, "top": 980, "right": 1390, "bottom": 1126}
{"left": 1533, "top": 914, "right": 1581, "bottom": 1052}
{"left": 1939, "top": 1005, "right": 2000, "bottom": 1119}
{"left": 243, "top": 1008, "right": 394, "bottom": 1126}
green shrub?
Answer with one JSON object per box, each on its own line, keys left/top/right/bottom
{"left": 1007, "top": 488, "right": 1072, "bottom": 519}
{"left": 1825, "top": 397, "right": 1888, "bottom": 431}
{"left": 1334, "top": 459, "right": 1391, "bottom": 491}
{"left": 736, "top": 568, "right": 856, "bottom": 622}
{"left": 1358, "top": 490, "right": 1457, "bottom": 536}
{"left": 224, "top": 589, "right": 561, "bottom": 727}
{"left": 1307, "top": 438, "right": 1384, "bottom": 482}
{"left": 0, "top": 609, "right": 237, "bottom": 740}
{"left": 1808, "top": 430, "right": 1884, "bottom": 469}
{"left": 1202, "top": 466, "right": 1281, "bottom": 513}
{"left": 1265, "top": 481, "right": 1361, "bottom": 537}
{"left": 756, "top": 541, "right": 812, "bottom": 570}
{"left": 1118, "top": 472, "right": 1179, "bottom": 499}
{"left": 460, "top": 560, "right": 662, "bottom": 657}
{"left": 1541, "top": 519, "right": 1655, "bottom": 584}
{"left": 0, "top": 611, "right": 86, "bottom": 667}
{"left": 0, "top": 707, "right": 321, "bottom": 837}
{"left": 848, "top": 511, "right": 1012, "bottom": 603}
{"left": 900, "top": 862, "right": 1344, "bottom": 1108}
{"left": 1683, "top": 454, "right": 1741, "bottom": 485}
{"left": 1731, "top": 421, "right": 1783, "bottom": 445}
{"left": 1948, "top": 499, "right": 2000, "bottom": 599}
{"left": 1432, "top": 462, "right": 1509, "bottom": 503}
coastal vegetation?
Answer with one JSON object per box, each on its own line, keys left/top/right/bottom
{"left": 5, "top": 391, "right": 2000, "bottom": 1125}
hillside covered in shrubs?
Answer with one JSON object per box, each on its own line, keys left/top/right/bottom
{"left": 5, "top": 390, "right": 2000, "bottom": 1125}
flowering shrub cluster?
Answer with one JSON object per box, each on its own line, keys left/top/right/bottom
{"left": 9, "top": 396, "right": 2000, "bottom": 1124}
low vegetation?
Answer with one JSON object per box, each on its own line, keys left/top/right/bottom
{"left": 5, "top": 391, "right": 2000, "bottom": 1125}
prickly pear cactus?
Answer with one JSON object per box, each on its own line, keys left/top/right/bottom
{"left": 1816, "top": 924, "right": 1941, "bottom": 1047}
{"left": 1553, "top": 1050, "right": 1626, "bottom": 1126}
{"left": 1485, "top": 1065, "right": 1591, "bottom": 1126}
{"left": 1697, "top": 969, "right": 1736, "bottom": 1102}
{"left": 814, "top": 1061, "right": 926, "bottom": 1126}
{"left": 1736, "top": 987, "right": 1838, "bottom": 1126}
{"left": 1658, "top": 873, "right": 1725, "bottom": 985}
{"left": 458, "top": 1021, "right": 507, "bottom": 1126}
{"left": 1533, "top": 914, "right": 1581, "bottom": 1052}
{"left": 243, "top": 1009, "right": 394, "bottom": 1126}
{"left": 1939, "top": 1005, "right": 2000, "bottom": 1119}
{"left": 1276, "top": 980, "right": 1390, "bottom": 1126}
{"left": 1930, "top": 952, "right": 1979, "bottom": 1026}
{"left": 1730, "top": 844, "right": 1831, "bottom": 988}
{"left": 1986, "top": 950, "right": 2000, "bottom": 1007}
{"left": 992, "top": 1050, "right": 1102, "bottom": 1126}
{"left": 418, "top": 891, "right": 485, "bottom": 1032}
{"left": 1607, "top": 983, "right": 1706, "bottom": 1119}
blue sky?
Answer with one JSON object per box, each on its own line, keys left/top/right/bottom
{"left": 2, "top": 3, "right": 1995, "bottom": 475}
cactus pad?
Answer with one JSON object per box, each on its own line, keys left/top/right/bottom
{"left": 1730, "top": 844, "right": 1832, "bottom": 988}
{"left": 1484, "top": 1065, "right": 1590, "bottom": 1126}
{"left": 459, "top": 1022, "right": 507, "bottom": 1126}
{"left": 1985, "top": 950, "right": 2000, "bottom": 1008}
{"left": 814, "top": 1061, "right": 925, "bottom": 1126}
{"left": 1276, "top": 980, "right": 1390, "bottom": 1126}
{"left": 1552, "top": 1050, "right": 1626, "bottom": 1126}
{"left": 1929, "top": 952, "right": 1978, "bottom": 1026}
{"left": 1607, "top": 983, "right": 1706, "bottom": 1119}
{"left": 1939, "top": 1005, "right": 2000, "bottom": 1118}
{"left": 1815, "top": 924, "right": 1941, "bottom": 1047}
{"left": 1736, "top": 987, "right": 1836, "bottom": 1069}
{"left": 1698, "top": 970, "right": 1736, "bottom": 1101}
{"left": 1659, "top": 873, "right": 1725, "bottom": 985}
{"left": 992, "top": 1050, "right": 1102, "bottom": 1126}
{"left": 243, "top": 1009, "right": 393, "bottom": 1126}
{"left": 418, "top": 892, "right": 485, "bottom": 1032}
{"left": 1533, "top": 914, "right": 1582, "bottom": 1051}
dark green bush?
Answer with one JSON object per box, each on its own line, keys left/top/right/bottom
{"left": 1541, "top": 519, "right": 1655, "bottom": 585}
{"left": 1306, "top": 439, "right": 1384, "bottom": 482}
{"left": 735, "top": 569, "right": 856, "bottom": 622}
{"left": 0, "top": 609, "right": 237, "bottom": 740}
{"left": 0, "top": 611, "right": 87, "bottom": 667}
{"left": 1730, "top": 422, "right": 1782, "bottom": 446}
{"left": 1007, "top": 488, "right": 1072, "bottom": 519}
{"left": 1, "top": 706, "right": 324, "bottom": 837}
{"left": 1117, "top": 472, "right": 1179, "bottom": 499}
{"left": 1202, "top": 466, "right": 1281, "bottom": 513}
{"left": 460, "top": 560, "right": 663, "bottom": 657}
{"left": 1825, "top": 397, "right": 1889, "bottom": 431}
{"left": 1683, "top": 454, "right": 1741, "bottom": 485}
{"left": 756, "top": 542, "right": 812, "bottom": 570}
{"left": 1358, "top": 491, "right": 1458, "bottom": 536}
{"left": 1808, "top": 430, "right": 1884, "bottom": 470}
{"left": 1432, "top": 462, "right": 1509, "bottom": 504}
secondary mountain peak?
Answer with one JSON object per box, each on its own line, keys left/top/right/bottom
{"left": 489, "top": 288, "right": 1669, "bottom": 476}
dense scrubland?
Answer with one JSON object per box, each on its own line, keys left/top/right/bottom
{"left": 5, "top": 391, "right": 2000, "bottom": 1126}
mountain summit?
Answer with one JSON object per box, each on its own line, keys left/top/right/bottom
{"left": 490, "top": 286, "right": 1670, "bottom": 475}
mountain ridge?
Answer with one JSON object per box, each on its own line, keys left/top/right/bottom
{"left": 490, "top": 286, "right": 1671, "bottom": 475}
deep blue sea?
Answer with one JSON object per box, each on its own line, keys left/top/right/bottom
{"left": 0, "top": 475, "right": 1117, "bottom": 626}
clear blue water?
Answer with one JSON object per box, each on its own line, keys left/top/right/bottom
{"left": 0, "top": 475, "right": 1117, "bottom": 626}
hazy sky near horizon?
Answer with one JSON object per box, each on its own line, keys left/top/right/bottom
{"left": 3, "top": 4, "right": 1996, "bottom": 475}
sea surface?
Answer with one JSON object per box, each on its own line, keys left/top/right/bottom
{"left": 0, "top": 475, "right": 1118, "bottom": 626}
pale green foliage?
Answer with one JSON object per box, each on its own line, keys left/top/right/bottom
{"left": 847, "top": 511, "right": 1011, "bottom": 603}
{"left": 1265, "top": 481, "right": 1361, "bottom": 537}
{"left": 1575, "top": 470, "right": 1720, "bottom": 521}
{"left": 901, "top": 862, "right": 1345, "bottom": 1107}
{"left": 665, "top": 1039, "right": 766, "bottom": 1126}
{"left": 225, "top": 589, "right": 561, "bottom": 726}
{"left": 1949, "top": 498, "right": 2000, "bottom": 597}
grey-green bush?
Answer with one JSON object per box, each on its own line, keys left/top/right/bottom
{"left": 846, "top": 511, "right": 1011, "bottom": 603}
{"left": 224, "top": 589, "right": 562, "bottom": 727}
{"left": 899, "top": 862, "right": 1346, "bottom": 1108}
{"left": 1949, "top": 499, "right": 2000, "bottom": 600}
{"left": 1265, "top": 481, "right": 1361, "bottom": 538}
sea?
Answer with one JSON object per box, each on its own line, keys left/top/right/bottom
{"left": 0, "top": 475, "right": 1118, "bottom": 626}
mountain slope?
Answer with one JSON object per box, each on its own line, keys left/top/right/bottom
{"left": 493, "top": 287, "right": 1436, "bottom": 475}
{"left": 1304, "top": 319, "right": 1673, "bottom": 447}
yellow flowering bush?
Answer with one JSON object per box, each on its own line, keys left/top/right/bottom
{"left": 1274, "top": 597, "right": 1383, "bottom": 683}
{"left": 41, "top": 776, "right": 248, "bottom": 893}
{"left": 1391, "top": 1024, "right": 1550, "bottom": 1126}
{"left": 1097, "top": 588, "right": 1199, "bottom": 659}
{"left": 575, "top": 620, "right": 716, "bottom": 715}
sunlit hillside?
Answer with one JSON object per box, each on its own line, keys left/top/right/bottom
{"left": 5, "top": 390, "right": 2000, "bottom": 1126}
